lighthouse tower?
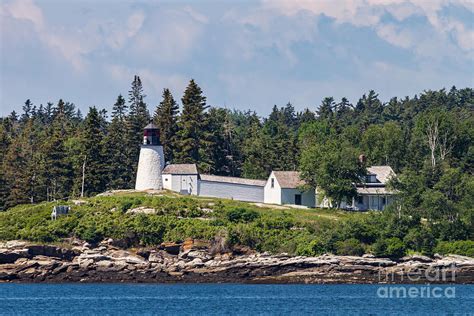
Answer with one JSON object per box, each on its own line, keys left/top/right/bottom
{"left": 135, "top": 123, "right": 164, "bottom": 190}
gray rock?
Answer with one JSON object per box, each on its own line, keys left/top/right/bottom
{"left": 78, "top": 259, "right": 94, "bottom": 269}
{"left": 0, "top": 250, "right": 21, "bottom": 264}
{"left": 148, "top": 252, "right": 164, "bottom": 263}
{"left": 185, "top": 258, "right": 204, "bottom": 267}
{"left": 96, "top": 260, "right": 113, "bottom": 268}
{"left": 400, "top": 255, "right": 432, "bottom": 263}
{"left": 186, "top": 250, "right": 211, "bottom": 261}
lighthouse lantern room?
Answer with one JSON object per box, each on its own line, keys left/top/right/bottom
{"left": 143, "top": 123, "right": 160, "bottom": 145}
{"left": 135, "top": 123, "right": 165, "bottom": 191}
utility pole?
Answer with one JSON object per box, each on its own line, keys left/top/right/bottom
{"left": 81, "top": 155, "right": 86, "bottom": 198}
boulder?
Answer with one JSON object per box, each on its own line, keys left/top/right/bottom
{"left": 96, "top": 260, "right": 113, "bottom": 267}
{"left": 148, "top": 252, "right": 164, "bottom": 263}
{"left": 185, "top": 258, "right": 204, "bottom": 268}
{"left": 161, "top": 242, "right": 181, "bottom": 255}
{"left": 3, "top": 241, "right": 27, "bottom": 248}
{"left": 136, "top": 248, "right": 151, "bottom": 260}
{"left": 126, "top": 207, "right": 156, "bottom": 215}
{"left": 182, "top": 238, "right": 194, "bottom": 252}
{"left": 0, "top": 250, "right": 21, "bottom": 264}
{"left": 77, "top": 253, "right": 111, "bottom": 262}
{"left": 72, "top": 200, "right": 87, "bottom": 205}
{"left": 186, "top": 250, "right": 211, "bottom": 262}
{"left": 27, "top": 245, "right": 78, "bottom": 261}
{"left": 400, "top": 255, "right": 432, "bottom": 263}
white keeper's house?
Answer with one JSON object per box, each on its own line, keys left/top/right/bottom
{"left": 135, "top": 124, "right": 396, "bottom": 210}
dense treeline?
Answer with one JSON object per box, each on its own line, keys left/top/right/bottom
{"left": 0, "top": 78, "right": 472, "bottom": 202}
{"left": 0, "top": 76, "right": 473, "bottom": 256}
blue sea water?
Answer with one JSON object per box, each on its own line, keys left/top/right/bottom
{"left": 0, "top": 284, "right": 472, "bottom": 315}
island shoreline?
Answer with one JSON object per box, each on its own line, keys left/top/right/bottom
{"left": 2, "top": 240, "right": 472, "bottom": 285}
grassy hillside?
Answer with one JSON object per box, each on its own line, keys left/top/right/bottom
{"left": 0, "top": 191, "right": 472, "bottom": 258}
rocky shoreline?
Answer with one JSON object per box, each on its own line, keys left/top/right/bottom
{"left": 1, "top": 239, "right": 473, "bottom": 284}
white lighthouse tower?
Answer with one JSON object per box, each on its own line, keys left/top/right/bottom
{"left": 135, "top": 123, "right": 164, "bottom": 191}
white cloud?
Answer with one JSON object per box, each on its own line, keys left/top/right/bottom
{"left": 127, "top": 11, "right": 145, "bottom": 36}
{"left": 375, "top": 23, "right": 414, "bottom": 48}
{"left": 129, "top": 7, "right": 207, "bottom": 64}
{"left": 1, "top": 0, "right": 149, "bottom": 71}
{"left": 262, "top": 0, "right": 474, "bottom": 53}
{"left": 3, "top": 0, "right": 44, "bottom": 28}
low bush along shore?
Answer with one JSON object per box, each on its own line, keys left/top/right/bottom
{"left": 0, "top": 191, "right": 472, "bottom": 259}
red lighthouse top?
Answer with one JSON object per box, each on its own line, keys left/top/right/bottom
{"left": 143, "top": 123, "right": 160, "bottom": 145}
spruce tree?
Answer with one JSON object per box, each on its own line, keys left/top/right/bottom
{"left": 40, "top": 101, "right": 74, "bottom": 201}
{"left": 21, "top": 99, "right": 33, "bottom": 123}
{"left": 175, "top": 79, "right": 210, "bottom": 170}
{"left": 317, "top": 97, "right": 335, "bottom": 121}
{"left": 153, "top": 88, "right": 179, "bottom": 162}
{"left": 0, "top": 124, "right": 11, "bottom": 210}
{"left": 105, "top": 95, "right": 130, "bottom": 189}
{"left": 125, "top": 75, "right": 150, "bottom": 186}
{"left": 3, "top": 119, "right": 42, "bottom": 207}
{"left": 80, "top": 107, "right": 107, "bottom": 195}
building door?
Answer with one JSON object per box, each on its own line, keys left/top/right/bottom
{"left": 295, "top": 194, "right": 302, "bottom": 205}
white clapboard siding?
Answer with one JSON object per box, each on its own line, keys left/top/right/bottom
{"left": 281, "top": 188, "right": 316, "bottom": 207}
{"left": 198, "top": 180, "right": 264, "bottom": 203}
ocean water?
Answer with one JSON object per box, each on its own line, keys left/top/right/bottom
{"left": 0, "top": 284, "right": 472, "bottom": 315}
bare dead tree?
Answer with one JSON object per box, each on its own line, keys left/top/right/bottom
{"left": 439, "top": 131, "right": 454, "bottom": 161}
{"left": 425, "top": 118, "right": 439, "bottom": 168}
{"left": 81, "top": 155, "right": 86, "bottom": 198}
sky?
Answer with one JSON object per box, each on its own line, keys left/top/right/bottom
{"left": 1, "top": 0, "right": 473, "bottom": 117}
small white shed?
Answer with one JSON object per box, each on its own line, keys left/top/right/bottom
{"left": 264, "top": 171, "right": 315, "bottom": 207}
{"left": 162, "top": 164, "right": 199, "bottom": 195}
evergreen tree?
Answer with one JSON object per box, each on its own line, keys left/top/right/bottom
{"left": 241, "top": 117, "right": 267, "bottom": 179}
{"left": 355, "top": 90, "right": 384, "bottom": 129}
{"left": 41, "top": 102, "right": 74, "bottom": 201}
{"left": 0, "top": 124, "right": 11, "bottom": 210}
{"left": 3, "top": 119, "right": 42, "bottom": 207}
{"left": 282, "top": 102, "right": 297, "bottom": 128}
{"left": 153, "top": 88, "right": 179, "bottom": 162}
{"left": 317, "top": 97, "right": 335, "bottom": 121}
{"left": 20, "top": 99, "right": 33, "bottom": 123}
{"left": 175, "top": 79, "right": 210, "bottom": 170}
{"left": 105, "top": 95, "right": 130, "bottom": 189}
{"left": 334, "top": 97, "right": 353, "bottom": 126}
{"left": 111, "top": 94, "right": 127, "bottom": 120}
{"left": 206, "top": 107, "right": 237, "bottom": 175}
{"left": 296, "top": 109, "right": 316, "bottom": 126}
{"left": 80, "top": 107, "right": 107, "bottom": 195}
{"left": 125, "top": 75, "right": 150, "bottom": 186}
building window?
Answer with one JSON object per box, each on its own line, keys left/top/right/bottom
{"left": 366, "top": 175, "right": 377, "bottom": 183}
{"left": 271, "top": 178, "right": 274, "bottom": 188}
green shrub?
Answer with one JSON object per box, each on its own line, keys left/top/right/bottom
{"left": 228, "top": 224, "right": 263, "bottom": 250}
{"left": 403, "top": 227, "right": 436, "bottom": 255}
{"left": 18, "top": 225, "right": 57, "bottom": 243}
{"left": 74, "top": 218, "right": 102, "bottom": 243}
{"left": 120, "top": 200, "right": 133, "bottom": 212}
{"left": 296, "top": 238, "right": 328, "bottom": 256}
{"left": 335, "top": 238, "right": 365, "bottom": 256}
{"left": 339, "top": 217, "right": 379, "bottom": 244}
{"left": 373, "top": 237, "right": 406, "bottom": 259}
{"left": 434, "top": 240, "right": 474, "bottom": 257}
{"left": 226, "top": 208, "right": 260, "bottom": 223}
